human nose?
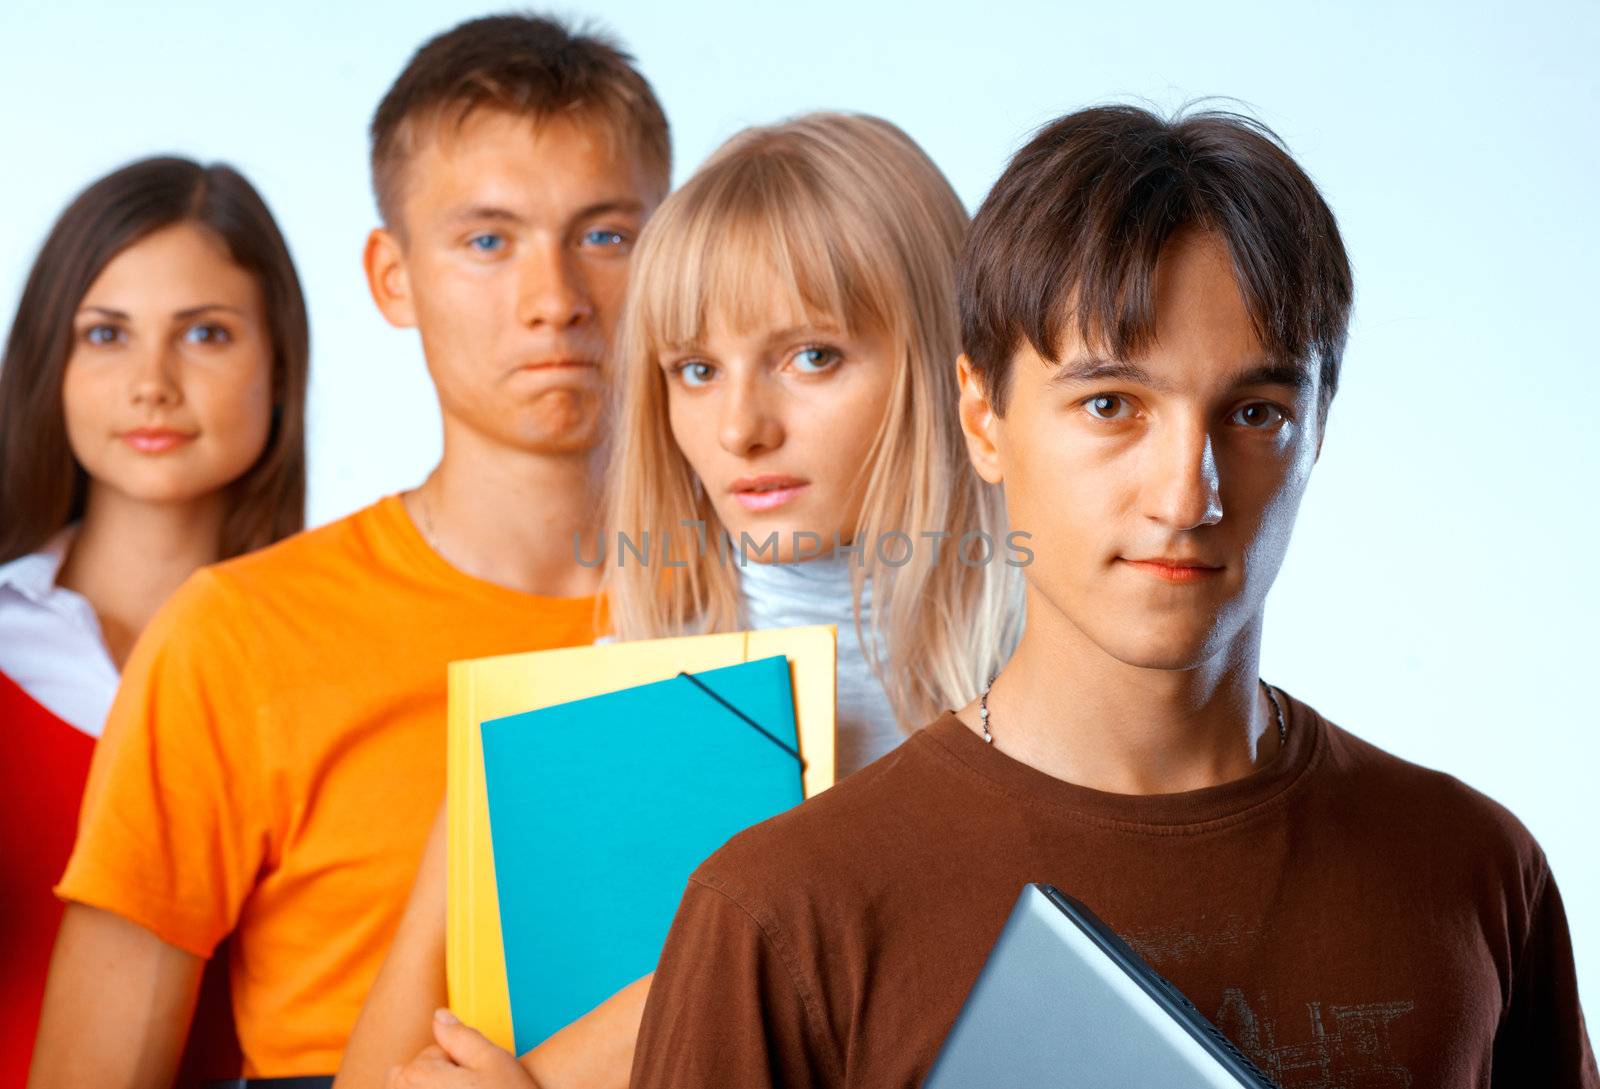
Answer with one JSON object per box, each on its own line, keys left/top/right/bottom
{"left": 516, "top": 239, "right": 595, "bottom": 330}
{"left": 717, "top": 369, "right": 784, "bottom": 458}
{"left": 1143, "top": 416, "right": 1223, "bottom": 530}
{"left": 128, "top": 340, "right": 182, "bottom": 410}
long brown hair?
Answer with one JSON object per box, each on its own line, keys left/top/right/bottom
{"left": 0, "top": 156, "right": 309, "bottom": 564}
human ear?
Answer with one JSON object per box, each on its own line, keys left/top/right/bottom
{"left": 957, "top": 354, "right": 1004, "bottom": 485}
{"left": 363, "top": 227, "right": 417, "bottom": 329}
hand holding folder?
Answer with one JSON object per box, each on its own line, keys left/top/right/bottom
{"left": 446, "top": 626, "right": 837, "bottom": 1051}
{"left": 483, "top": 655, "right": 805, "bottom": 1050}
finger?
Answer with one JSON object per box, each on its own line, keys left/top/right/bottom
{"left": 432, "top": 1008, "right": 519, "bottom": 1072}
{"left": 391, "top": 1045, "right": 460, "bottom": 1089}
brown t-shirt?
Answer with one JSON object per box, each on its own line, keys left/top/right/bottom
{"left": 631, "top": 690, "right": 1597, "bottom": 1088}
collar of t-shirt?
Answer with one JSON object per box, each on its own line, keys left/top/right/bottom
{"left": 916, "top": 691, "right": 1321, "bottom": 832}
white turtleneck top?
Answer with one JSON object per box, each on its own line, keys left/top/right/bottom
{"left": 737, "top": 554, "right": 903, "bottom": 777}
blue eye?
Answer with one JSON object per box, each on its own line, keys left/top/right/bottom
{"left": 582, "top": 228, "right": 629, "bottom": 250}
{"left": 468, "top": 233, "right": 505, "bottom": 253}
{"left": 791, "top": 346, "right": 840, "bottom": 373}
{"left": 1083, "top": 393, "right": 1132, "bottom": 420}
{"left": 674, "top": 360, "right": 716, "bottom": 388}
{"left": 83, "top": 324, "right": 123, "bottom": 346}
{"left": 1231, "top": 402, "right": 1286, "bottom": 429}
{"left": 184, "top": 323, "right": 231, "bottom": 345}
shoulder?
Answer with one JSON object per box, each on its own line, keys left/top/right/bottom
{"left": 1312, "top": 701, "right": 1535, "bottom": 840}
{"left": 129, "top": 501, "right": 395, "bottom": 674}
{"left": 1300, "top": 696, "right": 1547, "bottom": 888}
{"left": 154, "top": 499, "right": 395, "bottom": 622}
{"left": 204, "top": 498, "right": 396, "bottom": 594}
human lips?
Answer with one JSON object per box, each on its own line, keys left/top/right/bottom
{"left": 729, "top": 475, "right": 810, "bottom": 513}
{"left": 1120, "top": 556, "right": 1225, "bottom": 583}
{"left": 119, "top": 426, "right": 196, "bottom": 454}
{"left": 514, "top": 357, "right": 598, "bottom": 373}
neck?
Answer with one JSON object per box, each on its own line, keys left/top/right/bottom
{"left": 406, "top": 421, "right": 605, "bottom": 598}
{"left": 963, "top": 586, "right": 1281, "bottom": 795}
{"left": 56, "top": 485, "right": 227, "bottom": 669}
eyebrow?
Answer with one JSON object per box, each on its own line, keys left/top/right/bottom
{"left": 77, "top": 304, "right": 247, "bottom": 322}
{"left": 573, "top": 198, "right": 647, "bottom": 220}
{"left": 445, "top": 197, "right": 647, "bottom": 227}
{"left": 761, "top": 323, "right": 843, "bottom": 348}
{"left": 660, "top": 322, "right": 846, "bottom": 358}
{"left": 1048, "top": 355, "right": 1154, "bottom": 388}
{"left": 1048, "top": 354, "right": 1312, "bottom": 393}
{"left": 78, "top": 306, "right": 130, "bottom": 321}
{"left": 446, "top": 206, "right": 526, "bottom": 227}
{"left": 1231, "top": 359, "right": 1314, "bottom": 391}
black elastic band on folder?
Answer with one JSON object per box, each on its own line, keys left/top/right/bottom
{"left": 676, "top": 670, "right": 806, "bottom": 769}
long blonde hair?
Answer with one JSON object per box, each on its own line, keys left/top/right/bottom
{"left": 605, "top": 112, "right": 1019, "bottom": 729}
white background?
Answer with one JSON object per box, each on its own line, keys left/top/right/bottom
{"left": 3, "top": 0, "right": 1596, "bottom": 1031}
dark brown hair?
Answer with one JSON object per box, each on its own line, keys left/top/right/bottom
{"left": 0, "top": 156, "right": 308, "bottom": 564}
{"left": 369, "top": 12, "right": 671, "bottom": 231}
{"left": 960, "top": 104, "right": 1353, "bottom": 418}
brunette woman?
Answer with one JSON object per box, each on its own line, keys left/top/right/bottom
{"left": 0, "top": 155, "right": 309, "bottom": 1084}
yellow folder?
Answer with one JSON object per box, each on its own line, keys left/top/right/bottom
{"left": 445, "top": 625, "right": 837, "bottom": 1050}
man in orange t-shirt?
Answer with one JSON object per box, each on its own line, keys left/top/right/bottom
{"left": 31, "top": 14, "right": 671, "bottom": 1085}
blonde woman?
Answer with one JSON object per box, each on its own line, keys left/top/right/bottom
{"left": 345, "top": 113, "right": 1020, "bottom": 1089}
{"left": 604, "top": 110, "right": 1018, "bottom": 769}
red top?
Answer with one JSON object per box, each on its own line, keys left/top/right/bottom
{"left": 0, "top": 668, "right": 94, "bottom": 1086}
{"left": 0, "top": 669, "right": 240, "bottom": 1086}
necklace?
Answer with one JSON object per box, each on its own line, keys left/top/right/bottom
{"left": 978, "top": 677, "right": 1288, "bottom": 758}
{"left": 414, "top": 488, "right": 440, "bottom": 553}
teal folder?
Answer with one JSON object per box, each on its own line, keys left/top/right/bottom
{"left": 479, "top": 654, "right": 805, "bottom": 1052}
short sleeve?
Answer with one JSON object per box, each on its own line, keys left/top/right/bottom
{"left": 1491, "top": 860, "right": 1599, "bottom": 1086}
{"left": 629, "top": 873, "right": 838, "bottom": 1089}
{"left": 56, "top": 568, "right": 274, "bottom": 958}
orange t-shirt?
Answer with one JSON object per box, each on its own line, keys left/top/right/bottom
{"left": 58, "top": 495, "right": 604, "bottom": 1077}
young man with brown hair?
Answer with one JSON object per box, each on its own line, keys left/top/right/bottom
{"left": 29, "top": 14, "right": 670, "bottom": 1086}
{"left": 628, "top": 106, "right": 1597, "bottom": 1087}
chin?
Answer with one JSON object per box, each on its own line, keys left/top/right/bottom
{"left": 710, "top": 517, "right": 830, "bottom": 564}
{"left": 716, "top": 515, "right": 788, "bottom": 560}
{"left": 506, "top": 414, "right": 606, "bottom": 455}
{"left": 542, "top": 432, "right": 605, "bottom": 454}
{"left": 106, "top": 473, "right": 231, "bottom": 506}
{"left": 505, "top": 385, "right": 603, "bottom": 433}
{"left": 1085, "top": 619, "right": 1229, "bottom": 672}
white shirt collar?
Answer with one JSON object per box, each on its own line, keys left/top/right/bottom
{"left": 0, "top": 525, "right": 77, "bottom": 603}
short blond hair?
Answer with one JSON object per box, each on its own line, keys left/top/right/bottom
{"left": 369, "top": 13, "right": 671, "bottom": 230}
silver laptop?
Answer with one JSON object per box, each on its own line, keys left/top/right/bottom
{"left": 923, "top": 884, "right": 1280, "bottom": 1088}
